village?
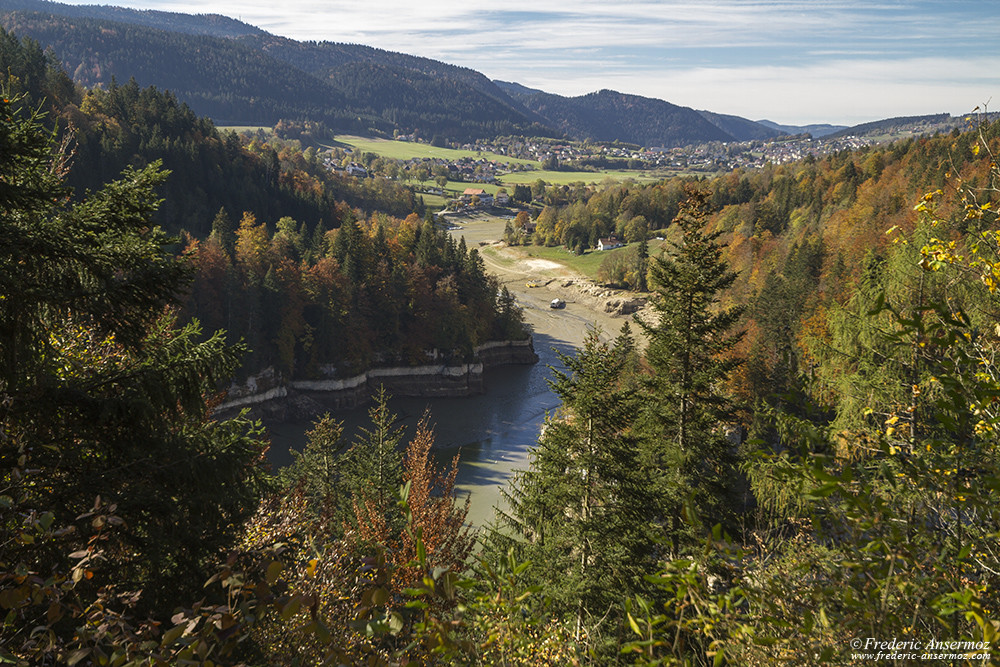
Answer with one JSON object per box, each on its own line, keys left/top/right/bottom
{"left": 326, "top": 131, "right": 884, "bottom": 192}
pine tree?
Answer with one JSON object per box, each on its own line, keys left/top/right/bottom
{"left": 210, "top": 206, "right": 236, "bottom": 258}
{"left": 283, "top": 413, "right": 350, "bottom": 524}
{"left": 637, "top": 185, "right": 744, "bottom": 549}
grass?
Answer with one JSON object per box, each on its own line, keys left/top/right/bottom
{"left": 518, "top": 245, "right": 610, "bottom": 281}
{"left": 417, "top": 192, "right": 451, "bottom": 209}
{"left": 414, "top": 180, "right": 503, "bottom": 197}
{"left": 334, "top": 135, "right": 538, "bottom": 167}
{"left": 515, "top": 238, "right": 668, "bottom": 281}
{"left": 498, "top": 169, "right": 667, "bottom": 186}
{"left": 479, "top": 247, "right": 518, "bottom": 268}
{"left": 335, "top": 136, "right": 674, "bottom": 188}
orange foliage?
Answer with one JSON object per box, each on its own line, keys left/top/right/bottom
{"left": 353, "top": 414, "right": 474, "bottom": 593}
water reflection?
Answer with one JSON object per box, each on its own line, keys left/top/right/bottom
{"left": 266, "top": 332, "right": 576, "bottom": 527}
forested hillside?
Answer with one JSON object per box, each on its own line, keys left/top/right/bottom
{"left": 183, "top": 210, "right": 527, "bottom": 379}
{"left": 0, "top": 4, "right": 553, "bottom": 142}
{"left": 0, "top": 30, "right": 518, "bottom": 381}
{"left": 0, "top": 0, "right": 265, "bottom": 37}
{"left": 3, "top": 0, "right": 797, "bottom": 147}
{"left": 502, "top": 87, "right": 744, "bottom": 147}
{"left": 0, "top": 27, "right": 420, "bottom": 236}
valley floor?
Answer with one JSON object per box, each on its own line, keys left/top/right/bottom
{"left": 442, "top": 212, "right": 653, "bottom": 347}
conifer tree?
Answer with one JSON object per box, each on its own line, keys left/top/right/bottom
{"left": 283, "top": 413, "right": 350, "bottom": 524}
{"left": 344, "top": 385, "right": 405, "bottom": 529}
{"left": 487, "top": 327, "right": 653, "bottom": 651}
{"left": 638, "top": 185, "right": 744, "bottom": 548}
{"left": 0, "top": 94, "right": 266, "bottom": 650}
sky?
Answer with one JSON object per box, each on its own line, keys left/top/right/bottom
{"left": 56, "top": 0, "right": 1000, "bottom": 126}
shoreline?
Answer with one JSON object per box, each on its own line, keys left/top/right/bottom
{"left": 215, "top": 337, "right": 539, "bottom": 422}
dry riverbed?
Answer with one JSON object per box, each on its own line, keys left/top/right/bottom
{"left": 443, "top": 212, "right": 652, "bottom": 347}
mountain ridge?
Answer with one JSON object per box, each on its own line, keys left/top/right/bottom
{"left": 1, "top": 0, "right": 943, "bottom": 147}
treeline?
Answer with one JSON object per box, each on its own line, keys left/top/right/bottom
{"left": 1, "top": 27, "right": 523, "bottom": 379}
{"left": 183, "top": 209, "right": 526, "bottom": 378}
{"left": 521, "top": 124, "right": 1000, "bottom": 412}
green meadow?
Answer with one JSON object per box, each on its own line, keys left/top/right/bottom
{"left": 334, "top": 135, "right": 538, "bottom": 167}
{"left": 497, "top": 169, "right": 666, "bottom": 186}
{"left": 511, "top": 239, "right": 667, "bottom": 281}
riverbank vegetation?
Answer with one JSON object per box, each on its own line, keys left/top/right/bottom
{"left": 3, "top": 25, "right": 1000, "bottom": 665}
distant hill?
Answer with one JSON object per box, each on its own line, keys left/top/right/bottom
{"left": 3, "top": 0, "right": 941, "bottom": 149}
{"left": 698, "top": 110, "right": 783, "bottom": 141}
{"left": 493, "top": 80, "right": 546, "bottom": 97}
{"left": 0, "top": 0, "right": 263, "bottom": 37}
{"left": 1, "top": 11, "right": 360, "bottom": 128}
{"left": 505, "top": 88, "right": 741, "bottom": 148}
{"left": 825, "top": 113, "right": 958, "bottom": 139}
{"left": 240, "top": 34, "right": 553, "bottom": 137}
{"left": 500, "top": 84, "right": 786, "bottom": 147}
{"left": 0, "top": 1, "right": 550, "bottom": 141}
{"left": 756, "top": 119, "right": 848, "bottom": 138}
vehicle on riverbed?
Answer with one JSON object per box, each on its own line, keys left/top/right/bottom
{"left": 550, "top": 298, "right": 565, "bottom": 309}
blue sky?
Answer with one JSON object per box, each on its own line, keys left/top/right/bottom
{"left": 56, "top": 0, "right": 1000, "bottom": 125}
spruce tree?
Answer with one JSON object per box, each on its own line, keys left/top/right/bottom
{"left": 637, "top": 185, "right": 744, "bottom": 549}
{"left": 487, "top": 327, "right": 653, "bottom": 651}
{"left": 0, "top": 94, "right": 266, "bottom": 636}
{"left": 283, "top": 413, "right": 351, "bottom": 526}
{"left": 344, "top": 385, "right": 405, "bottom": 530}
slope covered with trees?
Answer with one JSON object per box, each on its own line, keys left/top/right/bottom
{"left": 183, "top": 209, "right": 527, "bottom": 379}
{"left": 504, "top": 87, "right": 755, "bottom": 147}
{"left": 5, "top": 7, "right": 1000, "bottom": 663}
{"left": 4, "top": 0, "right": 792, "bottom": 147}
{"left": 0, "top": 3, "right": 553, "bottom": 142}
{"left": 0, "top": 27, "right": 420, "bottom": 238}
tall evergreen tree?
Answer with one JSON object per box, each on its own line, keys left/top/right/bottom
{"left": 638, "top": 185, "right": 744, "bottom": 549}
{"left": 344, "top": 385, "right": 405, "bottom": 530}
{"left": 487, "top": 327, "right": 653, "bottom": 653}
{"left": 0, "top": 94, "right": 266, "bottom": 652}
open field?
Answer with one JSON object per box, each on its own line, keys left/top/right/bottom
{"left": 514, "top": 239, "right": 666, "bottom": 280}
{"left": 497, "top": 169, "right": 667, "bottom": 186}
{"left": 415, "top": 180, "right": 503, "bottom": 197}
{"left": 334, "top": 135, "right": 538, "bottom": 167}
{"left": 334, "top": 136, "right": 673, "bottom": 188}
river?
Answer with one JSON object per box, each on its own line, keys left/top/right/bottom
{"left": 268, "top": 332, "right": 576, "bottom": 526}
{"left": 266, "top": 214, "right": 633, "bottom": 527}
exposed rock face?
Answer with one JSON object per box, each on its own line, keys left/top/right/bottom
{"left": 215, "top": 338, "right": 538, "bottom": 421}
{"left": 604, "top": 297, "right": 646, "bottom": 316}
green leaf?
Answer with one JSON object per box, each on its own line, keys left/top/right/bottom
{"left": 161, "top": 624, "right": 185, "bottom": 645}
{"left": 627, "top": 612, "right": 641, "bottom": 636}
{"left": 371, "top": 587, "right": 389, "bottom": 606}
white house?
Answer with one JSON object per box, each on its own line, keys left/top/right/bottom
{"left": 597, "top": 237, "right": 624, "bottom": 251}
